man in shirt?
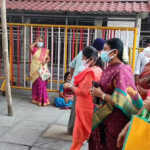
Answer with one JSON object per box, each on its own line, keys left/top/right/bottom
{"left": 70, "top": 51, "right": 85, "bottom": 84}
{"left": 67, "top": 38, "right": 105, "bottom": 134}
{"left": 123, "top": 45, "right": 129, "bottom": 64}
{"left": 67, "top": 51, "right": 86, "bottom": 135}
{"left": 135, "top": 40, "right": 150, "bottom": 83}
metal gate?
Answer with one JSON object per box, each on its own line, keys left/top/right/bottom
{"left": 0, "top": 23, "right": 138, "bottom": 92}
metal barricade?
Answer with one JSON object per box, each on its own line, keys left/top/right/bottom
{"left": 0, "top": 23, "right": 138, "bottom": 92}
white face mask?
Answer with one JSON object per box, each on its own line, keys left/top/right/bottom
{"left": 82, "top": 59, "right": 89, "bottom": 68}
{"left": 82, "top": 60, "right": 87, "bottom": 65}
{"left": 37, "top": 42, "right": 44, "bottom": 48}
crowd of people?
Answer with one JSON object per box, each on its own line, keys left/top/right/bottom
{"left": 30, "top": 36, "right": 150, "bottom": 150}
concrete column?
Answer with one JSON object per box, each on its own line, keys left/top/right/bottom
{"left": 134, "top": 15, "right": 142, "bottom": 64}
{"left": 21, "top": 17, "right": 31, "bottom": 75}
{"left": 135, "top": 15, "right": 141, "bottom": 48}
{"left": 65, "top": 16, "right": 68, "bottom": 25}
{"left": 94, "top": 19, "right": 103, "bottom": 39}
{"left": 24, "top": 17, "right": 31, "bottom": 62}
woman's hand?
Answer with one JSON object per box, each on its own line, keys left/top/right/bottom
{"left": 144, "top": 98, "right": 150, "bottom": 111}
{"left": 42, "top": 61, "right": 45, "bottom": 66}
{"left": 46, "top": 56, "right": 50, "bottom": 63}
{"left": 36, "top": 37, "right": 40, "bottom": 43}
{"left": 30, "top": 38, "right": 39, "bottom": 51}
{"left": 117, "top": 122, "right": 130, "bottom": 148}
{"left": 117, "top": 129, "right": 126, "bottom": 148}
{"left": 90, "top": 87, "right": 104, "bottom": 98}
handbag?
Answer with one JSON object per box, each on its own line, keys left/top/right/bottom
{"left": 92, "top": 103, "right": 113, "bottom": 131}
{"left": 38, "top": 64, "right": 51, "bottom": 81}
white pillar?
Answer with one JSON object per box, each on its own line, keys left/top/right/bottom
{"left": 21, "top": 17, "right": 31, "bottom": 62}
{"left": 94, "top": 19, "right": 103, "bottom": 39}
{"left": 24, "top": 17, "right": 31, "bottom": 61}
{"left": 135, "top": 15, "right": 141, "bottom": 48}
{"left": 135, "top": 15, "right": 142, "bottom": 64}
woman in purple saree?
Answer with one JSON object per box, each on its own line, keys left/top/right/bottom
{"left": 90, "top": 38, "right": 144, "bottom": 150}
{"left": 30, "top": 37, "right": 50, "bottom": 106}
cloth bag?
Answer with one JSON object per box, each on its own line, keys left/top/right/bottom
{"left": 38, "top": 64, "right": 51, "bottom": 81}
{"left": 123, "top": 115, "right": 150, "bottom": 150}
{"left": 92, "top": 103, "right": 113, "bottom": 130}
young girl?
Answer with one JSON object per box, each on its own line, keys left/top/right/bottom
{"left": 54, "top": 72, "right": 74, "bottom": 108}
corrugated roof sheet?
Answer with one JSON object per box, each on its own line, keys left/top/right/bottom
{"left": 0, "top": 0, "right": 150, "bottom": 13}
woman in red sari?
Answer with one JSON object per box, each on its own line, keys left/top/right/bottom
{"left": 136, "top": 62, "right": 150, "bottom": 100}
{"left": 64, "top": 46, "right": 102, "bottom": 150}
{"left": 30, "top": 37, "right": 50, "bottom": 106}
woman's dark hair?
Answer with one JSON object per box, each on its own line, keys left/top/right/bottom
{"left": 82, "top": 46, "right": 102, "bottom": 67}
{"left": 106, "top": 38, "right": 124, "bottom": 62}
{"left": 64, "top": 72, "right": 70, "bottom": 81}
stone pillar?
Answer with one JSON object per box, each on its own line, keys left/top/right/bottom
{"left": 25, "top": 17, "right": 31, "bottom": 61}
{"left": 94, "top": 19, "right": 103, "bottom": 39}
{"left": 21, "top": 17, "right": 31, "bottom": 62}
{"left": 135, "top": 15, "right": 141, "bottom": 48}
{"left": 135, "top": 15, "right": 142, "bottom": 64}
{"left": 65, "top": 16, "right": 68, "bottom": 25}
{"left": 21, "top": 17, "right": 31, "bottom": 75}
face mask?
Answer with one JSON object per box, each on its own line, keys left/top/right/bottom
{"left": 37, "top": 42, "right": 44, "bottom": 48}
{"left": 100, "top": 49, "right": 115, "bottom": 63}
{"left": 82, "top": 60, "right": 87, "bottom": 65}
{"left": 82, "top": 59, "right": 89, "bottom": 68}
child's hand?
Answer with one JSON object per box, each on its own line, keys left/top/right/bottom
{"left": 64, "top": 83, "right": 73, "bottom": 89}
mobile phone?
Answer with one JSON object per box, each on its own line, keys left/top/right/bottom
{"left": 92, "top": 81, "right": 99, "bottom": 88}
{"left": 92, "top": 81, "right": 100, "bottom": 104}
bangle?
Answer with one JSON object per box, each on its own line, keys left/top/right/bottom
{"left": 102, "top": 93, "right": 106, "bottom": 100}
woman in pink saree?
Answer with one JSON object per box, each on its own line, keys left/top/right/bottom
{"left": 30, "top": 37, "right": 50, "bottom": 106}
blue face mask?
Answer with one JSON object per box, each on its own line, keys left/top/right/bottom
{"left": 100, "top": 51, "right": 110, "bottom": 63}
{"left": 37, "top": 42, "right": 44, "bottom": 48}
{"left": 100, "top": 49, "right": 115, "bottom": 63}
{"left": 101, "top": 49, "right": 115, "bottom": 63}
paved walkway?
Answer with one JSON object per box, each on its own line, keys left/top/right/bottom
{"left": 0, "top": 89, "right": 88, "bottom": 150}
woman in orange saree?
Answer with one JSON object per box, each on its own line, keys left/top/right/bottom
{"left": 30, "top": 37, "right": 50, "bottom": 106}
{"left": 64, "top": 46, "right": 102, "bottom": 150}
